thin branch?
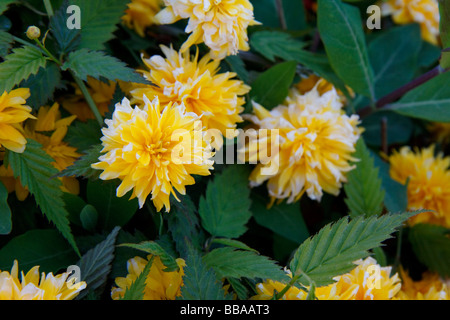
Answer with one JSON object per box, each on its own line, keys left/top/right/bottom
{"left": 275, "top": 0, "right": 287, "bottom": 30}
{"left": 381, "top": 117, "right": 388, "bottom": 155}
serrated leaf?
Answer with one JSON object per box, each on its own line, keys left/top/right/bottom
{"left": 0, "top": 181, "right": 12, "bottom": 234}
{"left": 7, "top": 139, "right": 80, "bottom": 256}
{"left": 409, "top": 223, "right": 450, "bottom": 278}
{"left": 69, "top": 0, "right": 129, "bottom": 50}
{"left": 289, "top": 211, "right": 420, "bottom": 286}
{"left": 250, "top": 31, "right": 307, "bottom": 62}
{"left": 59, "top": 144, "right": 102, "bottom": 180}
{"left": 318, "top": 0, "right": 375, "bottom": 100}
{"left": 19, "top": 63, "right": 61, "bottom": 110}
{"left": 0, "top": 229, "right": 78, "bottom": 273}
{"left": 50, "top": 0, "right": 81, "bottom": 54}
{"left": 76, "top": 226, "right": 120, "bottom": 299}
{"left": 199, "top": 165, "right": 252, "bottom": 239}
{"left": 211, "top": 238, "right": 258, "bottom": 253}
{"left": 62, "top": 49, "right": 150, "bottom": 84}
{"left": 202, "top": 247, "right": 288, "bottom": 282}
{"left": 0, "top": 46, "right": 47, "bottom": 93}
{"left": 344, "top": 139, "right": 385, "bottom": 218}
{"left": 65, "top": 119, "right": 102, "bottom": 152}
{"left": 179, "top": 244, "right": 231, "bottom": 300}
{"left": 121, "top": 256, "right": 154, "bottom": 300}
{"left": 0, "top": 30, "right": 12, "bottom": 58}
{"left": 120, "top": 241, "right": 180, "bottom": 272}
{"left": 249, "top": 61, "right": 297, "bottom": 109}
{"left": 389, "top": 71, "right": 450, "bottom": 122}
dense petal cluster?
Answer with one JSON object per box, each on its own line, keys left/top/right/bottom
{"left": 122, "top": 0, "right": 163, "bottom": 37}
{"left": 389, "top": 145, "right": 450, "bottom": 227}
{"left": 92, "top": 96, "right": 214, "bottom": 212}
{"left": 111, "top": 255, "right": 186, "bottom": 300}
{"left": 244, "top": 82, "right": 361, "bottom": 205}
{"left": 396, "top": 268, "right": 450, "bottom": 300}
{"left": 156, "top": 0, "right": 259, "bottom": 59}
{"left": 0, "top": 88, "right": 35, "bottom": 153}
{"left": 61, "top": 77, "right": 116, "bottom": 122}
{"left": 381, "top": 0, "right": 440, "bottom": 45}
{"left": 0, "top": 260, "right": 86, "bottom": 300}
{"left": 131, "top": 46, "right": 250, "bottom": 139}
{"left": 251, "top": 257, "right": 401, "bottom": 300}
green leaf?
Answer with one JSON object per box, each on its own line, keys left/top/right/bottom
{"left": 199, "top": 165, "right": 252, "bottom": 239}
{"left": 249, "top": 61, "right": 297, "bottom": 109}
{"left": 86, "top": 179, "right": 139, "bottom": 231}
{"left": 179, "top": 244, "right": 231, "bottom": 300}
{"left": 0, "top": 46, "right": 47, "bottom": 93}
{"left": 120, "top": 241, "right": 180, "bottom": 272}
{"left": 121, "top": 256, "right": 154, "bottom": 300}
{"left": 225, "top": 55, "right": 249, "bottom": 84}
{"left": 59, "top": 144, "right": 102, "bottom": 180}
{"left": 7, "top": 139, "right": 80, "bottom": 256}
{"left": 0, "top": 0, "right": 12, "bottom": 14}
{"left": 318, "top": 0, "right": 375, "bottom": 100}
{"left": 19, "top": 63, "right": 62, "bottom": 110}
{"left": 389, "top": 72, "right": 450, "bottom": 122}
{"left": 289, "top": 211, "right": 420, "bottom": 286}
{"left": 202, "top": 247, "right": 288, "bottom": 282}
{"left": 211, "top": 238, "right": 259, "bottom": 253}
{"left": 76, "top": 226, "right": 120, "bottom": 299}
{"left": 80, "top": 204, "right": 98, "bottom": 232}
{"left": 409, "top": 223, "right": 450, "bottom": 278}
{"left": 344, "top": 139, "right": 385, "bottom": 218}
{"left": 62, "top": 49, "right": 150, "bottom": 84}
{"left": 439, "top": 0, "right": 450, "bottom": 69}
{"left": 0, "top": 229, "right": 78, "bottom": 273}
{"left": 69, "top": 0, "right": 129, "bottom": 50}
{"left": 250, "top": 31, "right": 306, "bottom": 62}
{"left": 0, "top": 30, "right": 12, "bottom": 58}
{"left": 65, "top": 119, "right": 102, "bottom": 152}
{"left": 369, "top": 24, "right": 422, "bottom": 99}
{"left": 0, "top": 181, "right": 12, "bottom": 234}
{"left": 50, "top": 0, "right": 81, "bottom": 54}
{"left": 251, "top": 192, "right": 309, "bottom": 244}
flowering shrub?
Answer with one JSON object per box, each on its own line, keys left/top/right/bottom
{"left": 0, "top": 0, "right": 449, "bottom": 302}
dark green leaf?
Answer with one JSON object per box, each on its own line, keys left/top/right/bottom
{"left": 59, "top": 144, "right": 102, "bottom": 180}
{"left": 80, "top": 204, "right": 98, "bottom": 232}
{"left": 65, "top": 119, "right": 102, "bottom": 152}
{"left": 50, "top": 0, "right": 81, "bottom": 54}
{"left": 0, "top": 181, "right": 12, "bottom": 234}
{"left": 120, "top": 241, "right": 179, "bottom": 272}
{"left": 250, "top": 31, "right": 306, "bottom": 62}
{"left": 0, "top": 30, "right": 12, "bottom": 58}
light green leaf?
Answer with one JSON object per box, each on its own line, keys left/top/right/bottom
{"left": 0, "top": 46, "right": 47, "bottom": 93}
{"left": 211, "top": 238, "right": 259, "bottom": 253}
{"left": 121, "top": 256, "right": 154, "bottom": 300}
{"left": 0, "top": 181, "right": 12, "bottom": 234}
{"left": 7, "top": 139, "right": 80, "bottom": 256}
{"left": 344, "top": 139, "right": 385, "bottom": 218}
{"left": 199, "top": 165, "right": 252, "bottom": 239}
{"left": 120, "top": 241, "right": 180, "bottom": 272}
{"left": 290, "top": 211, "right": 420, "bottom": 286}
{"left": 318, "top": 0, "right": 375, "bottom": 100}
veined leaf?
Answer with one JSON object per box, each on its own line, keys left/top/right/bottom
{"left": 318, "top": 0, "right": 375, "bottom": 100}
{"left": 409, "top": 223, "right": 450, "bottom": 278}
{"left": 76, "top": 226, "right": 120, "bottom": 299}
{"left": 211, "top": 238, "right": 259, "bottom": 253}
{"left": 199, "top": 165, "right": 252, "bottom": 239}
{"left": 0, "top": 181, "right": 12, "bottom": 234}
{"left": 344, "top": 139, "right": 385, "bottom": 218}
{"left": 202, "top": 247, "right": 288, "bottom": 282}
{"left": 0, "top": 46, "right": 47, "bottom": 93}
{"left": 120, "top": 241, "right": 180, "bottom": 272}
{"left": 121, "top": 256, "right": 154, "bottom": 300}
{"left": 7, "top": 139, "right": 80, "bottom": 256}
{"left": 62, "top": 49, "right": 150, "bottom": 84}
{"left": 289, "top": 211, "right": 420, "bottom": 286}
{"left": 389, "top": 72, "right": 450, "bottom": 122}
{"left": 59, "top": 144, "right": 102, "bottom": 180}
{"left": 250, "top": 31, "right": 307, "bottom": 62}
{"left": 50, "top": 0, "right": 81, "bottom": 54}
{"left": 0, "top": 30, "right": 12, "bottom": 58}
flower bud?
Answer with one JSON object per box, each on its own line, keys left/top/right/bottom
{"left": 26, "top": 26, "right": 41, "bottom": 40}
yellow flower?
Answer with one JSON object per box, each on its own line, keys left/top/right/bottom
{"left": 24, "top": 103, "right": 81, "bottom": 196}
{"left": 389, "top": 145, "right": 450, "bottom": 228}
{"left": 122, "top": 0, "right": 163, "bottom": 37}
{"left": 295, "top": 74, "right": 353, "bottom": 104}
{"left": 381, "top": 0, "right": 440, "bottom": 45}
{"left": 156, "top": 0, "right": 259, "bottom": 59}
{"left": 91, "top": 96, "right": 214, "bottom": 212}
{"left": 130, "top": 45, "right": 250, "bottom": 140}
{"left": 243, "top": 83, "right": 361, "bottom": 205}
{"left": 0, "top": 260, "right": 86, "bottom": 300}
{"left": 0, "top": 88, "right": 35, "bottom": 153}
{"left": 0, "top": 162, "right": 28, "bottom": 201}
{"left": 396, "top": 268, "right": 450, "bottom": 300}
{"left": 61, "top": 77, "right": 116, "bottom": 122}
{"left": 251, "top": 257, "right": 401, "bottom": 300}
{"left": 111, "top": 255, "right": 185, "bottom": 300}
{"left": 314, "top": 257, "right": 402, "bottom": 300}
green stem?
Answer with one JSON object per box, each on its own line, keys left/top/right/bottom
{"left": 43, "top": 0, "right": 54, "bottom": 17}
{"left": 273, "top": 274, "right": 301, "bottom": 300}
{"left": 34, "top": 39, "right": 61, "bottom": 65}
{"left": 71, "top": 72, "right": 104, "bottom": 126}
{"left": 393, "top": 226, "right": 404, "bottom": 275}
{"left": 12, "top": 36, "right": 41, "bottom": 51}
